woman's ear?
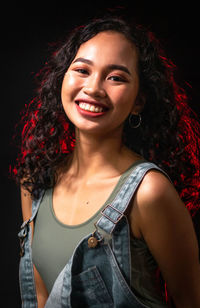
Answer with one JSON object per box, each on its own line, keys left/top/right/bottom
{"left": 131, "top": 93, "right": 146, "bottom": 115}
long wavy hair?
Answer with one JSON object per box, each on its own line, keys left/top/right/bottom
{"left": 13, "top": 16, "right": 200, "bottom": 216}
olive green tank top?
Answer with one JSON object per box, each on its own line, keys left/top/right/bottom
{"left": 32, "top": 161, "right": 167, "bottom": 307}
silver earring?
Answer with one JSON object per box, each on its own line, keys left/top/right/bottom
{"left": 129, "top": 113, "right": 141, "bottom": 128}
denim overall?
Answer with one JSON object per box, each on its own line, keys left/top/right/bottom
{"left": 18, "top": 162, "right": 168, "bottom": 308}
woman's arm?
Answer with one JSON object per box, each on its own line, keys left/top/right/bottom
{"left": 20, "top": 185, "right": 48, "bottom": 308}
{"left": 33, "top": 265, "right": 49, "bottom": 308}
{"left": 131, "top": 170, "right": 200, "bottom": 308}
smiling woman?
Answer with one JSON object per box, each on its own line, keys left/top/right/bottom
{"left": 14, "top": 16, "right": 200, "bottom": 308}
{"left": 61, "top": 31, "right": 140, "bottom": 136}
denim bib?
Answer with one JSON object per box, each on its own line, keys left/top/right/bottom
{"left": 18, "top": 162, "right": 168, "bottom": 308}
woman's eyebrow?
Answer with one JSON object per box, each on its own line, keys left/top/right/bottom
{"left": 108, "top": 64, "right": 131, "bottom": 75}
{"left": 73, "top": 57, "right": 93, "bottom": 65}
{"left": 72, "top": 57, "right": 131, "bottom": 75}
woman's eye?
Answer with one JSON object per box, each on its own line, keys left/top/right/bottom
{"left": 108, "top": 75, "right": 126, "bottom": 82}
{"left": 75, "top": 68, "right": 88, "bottom": 75}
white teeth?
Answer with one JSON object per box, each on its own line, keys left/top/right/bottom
{"left": 90, "top": 106, "right": 95, "bottom": 112}
{"left": 79, "top": 102, "right": 104, "bottom": 113}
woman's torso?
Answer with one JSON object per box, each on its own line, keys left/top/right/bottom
{"left": 32, "top": 159, "right": 167, "bottom": 307}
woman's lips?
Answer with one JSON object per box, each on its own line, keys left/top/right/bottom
{"left": 75, "top": 99, "right": 109, "bottom": 117}
{"left": 75, "top": 103, "right": 107, "bottom": 117}
{"left": 80, "top": 102, "right": 105, "bottom": 112}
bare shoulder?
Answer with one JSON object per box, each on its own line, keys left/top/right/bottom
{"left": 136, "top": 169, "right": 185, "bottom": 214}
{"left": 130, "top": 168, "right": 197, "bottom": 254}
{"left": 130, "top": 169, "right": 192, "bottom": 238}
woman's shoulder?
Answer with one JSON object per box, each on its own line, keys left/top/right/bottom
{"left": 136, "top": 168, "right": 176, "bottom": 207}
{"left": 135, "top": 167, "right": 190, "bottom": 223}
{"left": 131, "top": 168, "right": 190, "bottom": 236}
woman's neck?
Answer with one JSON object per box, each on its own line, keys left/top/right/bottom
{"left": 67, "top": 128, "right": 140, "bottom": 180}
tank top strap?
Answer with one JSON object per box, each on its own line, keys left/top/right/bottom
{"left": 96, "top": 162, "right": 170, "bottom": 235}
{"left": 30, "top": 190, "right": 45, "bottom": 221}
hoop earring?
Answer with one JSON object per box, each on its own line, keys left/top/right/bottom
{"left": 129, "top": 113, "right": 141, "bottom": 128}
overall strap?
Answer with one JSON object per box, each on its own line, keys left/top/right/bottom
{"left": 18, "top": 190, "right": 45, "bottom": 307}
{"left": 96, "top": 162, "right": 170, "bottom": 235}
{"left": 18, "top": 190, "right": 45, "bottom": 255}
{"left": 20, "top": 190, "right": 45, "bottom": 228}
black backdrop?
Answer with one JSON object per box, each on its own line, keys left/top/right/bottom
{"left": 1, "top": 1, "right": 200, "bottom": 306}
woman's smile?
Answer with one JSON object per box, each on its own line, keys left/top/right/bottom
{"left": 78, "top": 103, "right": 104, "bottom": 113}
{"left": 75, "top": 98, "right": 110, "bottom": 117}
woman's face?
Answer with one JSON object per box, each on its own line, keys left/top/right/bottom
{"left": 61, "top": 31, "right": 141, "bottom": 137}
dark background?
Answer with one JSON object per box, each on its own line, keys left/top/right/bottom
{"left": 1, "top": 1, "right": 200, "bottom": 306}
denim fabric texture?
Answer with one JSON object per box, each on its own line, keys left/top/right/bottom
{"left": 18, "top": 162, "right": 168, "bottom": 308}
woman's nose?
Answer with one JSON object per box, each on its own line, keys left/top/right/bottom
{"left": 83, "top": 75, "right": 106, "bottom": 98}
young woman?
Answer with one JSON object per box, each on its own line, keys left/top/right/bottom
{"left": 16, "top": 17, "right": 200, "bottom": 307}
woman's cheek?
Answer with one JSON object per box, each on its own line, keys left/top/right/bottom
{"left": 62, "top": 72, "right": 78, "bottom": 89}
{"left": 110, "top": 88, "right": 132, "bottom": 107}
{"left": 61, "top": 73, "right": 81, "bottom": 102}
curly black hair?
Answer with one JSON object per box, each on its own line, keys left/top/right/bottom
{"left": 13, "top": 16, "right": 200, "bottom": 216}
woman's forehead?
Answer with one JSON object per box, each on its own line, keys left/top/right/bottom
{"left": 74, "top": 31, "right": 138, "bottom": 71}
